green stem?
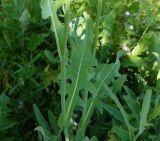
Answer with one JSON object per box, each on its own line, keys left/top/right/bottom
{"left": 61, "top": 0, "right": 70, "bottom": 128}
{"left": 64, "top": 128, "right": 69, "bottom": 141}
{"left": 93, "top": 0, "right": 103, "bottom": 56}
{"left": 61, "top": 60, "right": 67, "bottom": 127}
{"left": 139, "top": 21, "right": 152, "bottom": 43}
{"left": 79, "top": 0, "right": 103, "bottom": 132}
{"left": 48, "top": 0, "right": 62, "bottom": 60}
{"left": 133, "top": 134, "right": 139, "bottom": 141}
{"left": 81, "top": 90, "right": 88, "bottom": 129}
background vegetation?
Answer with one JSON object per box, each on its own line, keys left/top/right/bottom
{"left": 0, "top": 0, "right": 160, "bottom": 140}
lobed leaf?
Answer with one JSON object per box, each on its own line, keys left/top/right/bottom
{"left": 58, "top": 13, "right": 97, "bottom": 127}
{"left": 40, "top": 0, "right": 65, "bottom": 59}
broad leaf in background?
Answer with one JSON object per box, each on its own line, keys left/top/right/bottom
{"left": 19, "top": 9, "right": 31, "bottom": 32}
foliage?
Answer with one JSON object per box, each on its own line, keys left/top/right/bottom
{"left": 0, "top": 0, "right": 160, "bottom": 141}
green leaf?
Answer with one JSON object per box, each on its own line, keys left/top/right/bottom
{"left": 112, "top": 75, "right": 126, "bottom": 93}
{"left": 103, "top": 85, "right": 135, "bottom": 140}
{"left": 40, "top": 0, "right": 53, "bottom": 19}
{"left": 48, "top": 110, "right": 59, "bottom": 136}
{"left": 0, "top": 93, "right": 17, "bottom": 131}
{"left": 33, "top": 104, "right": 50, "bottom": 133}
{"left": 131, "top": 44, "right": 148, "bottom": 56}
{"left": 76, "top": 128, "right": 84, "bottom": 141}
{"left": 35, "top": 126, "right": 58, "bottom": 141}
{"left": 124, "top": 86, "right": 136, "bottom": 99}
{"left": 151, "top": 32, "right": 160, "bottom": 54}
{"left": 28, "top": 34, "right": 49, "bottom": 51}
{"left": 83, "top": 137, "right": 90, "bottom": 141}
{"left": 40, "top": 0, "right": 65, "bottom": 59}
{"left": 139, "top": 89, "right": 152, "bottom": 134}
{"left": 90, "top": 136, "right": 98, "bottom": 141}
{"left": 58, "top": 13, "right": 97, "bottom": 127}
{"left": 124, "top": 95, "right": 140, "bottom": 120}
{"left": 19, "top": 9, "right": 30, "bottom": 31}
{"left": 149, "top": 103, "right": 160, "bottom": 121}
{"left": 102, "top": 103, "right": 124, "bottom": 124}
{"left": 79, "top": 96, "right": 99, "bottom": 130}
{"left": 44, "top": 50, "right": 58, "bottom": 64}
{"left": 0, "top": 93, "right": 10, "bottom": 119}
{"left": 35, "top": 126, "right": 49, "bottom": 141}
{"left": 113, "top": 126, "right": 130, "bottom": 141}
{"left": 80, "top": 53, "right": 123, "bottom": 130}
{"left": 122, "top": 55, "right": 143, "bottom": 67}
{"left": 48, "top": 136, "right": 58, "bottom": 141}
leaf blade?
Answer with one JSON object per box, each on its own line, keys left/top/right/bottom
{"left": 139, "top": 89, "right": 152, "bottom": 134}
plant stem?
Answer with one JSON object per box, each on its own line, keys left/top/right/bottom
{"left": 139, "top": 21, "right": 152, "bottom": 43}
{"left": 61, "top": 0, "right": 70, "bottom": 128}
{"left": 79, "top": 0, "right": 103, "bottom": 132}
{"left": 133, "top": 134, "right": 139, "bottom": 141}
{"left": 93, "top": 0, "right": 103, "bottom": 56}
{"left": 61, "top": 61, "right": 66, "bottom": 127}
{"left": 81, "top": 90, "right": 88, "bottom": 129}
{"left": 64, "top": 128, "right": 69, "bottom": 141}
{"left": 48, "top": 0, "right": 62, "bottom": 60}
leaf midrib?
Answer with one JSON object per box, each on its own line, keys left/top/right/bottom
{"left": 83, "top": 63, "right": 117, "bottom": 126}
{"left": 48, "top": 0, "right": 62, "bottom": 59}
{"left": 65, "top": 42, "right": 87, "bottom": 123}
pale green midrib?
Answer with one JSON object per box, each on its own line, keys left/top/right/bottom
{"left": 82, "top": 63, "right": 117, "bottom": 127}
{"left": 48, "top": 0, "right": 62, "bottom": 60}
{"left": 48, "top": 0, "right": 69, "bottom": 128}
{"left": 65, "top": 42, "right": 87, "bottom": 124}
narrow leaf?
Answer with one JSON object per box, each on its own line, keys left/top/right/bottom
{"left": 48, "top": 110, "right": 59, "bottom": 136}
{"left": 113, "top": 126, "right": 130, "bottom": 141}
{"left": 40, "top": 0, "right": 65, "bottom": 59}
{"left": 102, "top": 103, "right": 124, "bottom": 124}
{"left": 33, "top": 104, "right": 50, "bottom": 132}
{"left": 44, "top": 50, "right": 58, "bottom": 64}
{"left": 35, "top": 126, "right": 49, "bottom": 141}
{"left": 103, "top": 84, "right": 134, "bottom": 140}
{"left": 124, "top": 95, "right": 140, "bottom": 120}
{"left": 139, "top": 89, "right": 152, "bottom": 134}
